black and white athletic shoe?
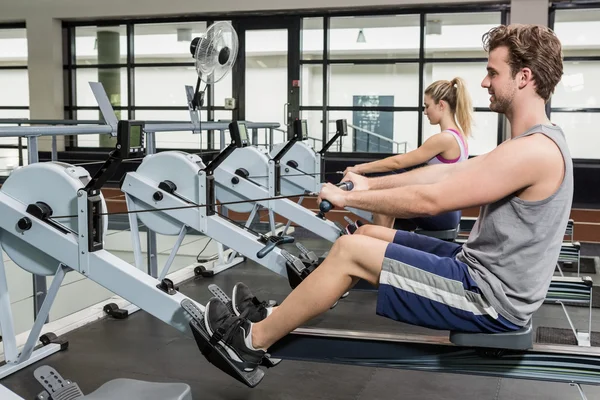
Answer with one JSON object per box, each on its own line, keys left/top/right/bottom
{"left": 232, "top": 282, "right": 272, "bottom": 323}
{"left": 204, "top": 297, "right": 265, "bottom": 371}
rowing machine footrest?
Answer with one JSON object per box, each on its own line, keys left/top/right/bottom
{"left": 182, "top": 299, "right": 265, "bottom": 388}
{"left": 286, "top": 259, "right": 317, "bottom": 290}
{"left": 450, "top": 319, "right": 533, "bottom": 350}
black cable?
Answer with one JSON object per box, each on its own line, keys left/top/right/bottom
{"left": 49, "top": 191, "right": 315, "bottom": 220}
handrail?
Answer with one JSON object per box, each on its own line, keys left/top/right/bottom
{"left": 327, "top": 120, "right": 407, "bottom": 153}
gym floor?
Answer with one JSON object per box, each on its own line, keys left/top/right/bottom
{"left": 3, "top": 232, "right": 600, "bottom": 400}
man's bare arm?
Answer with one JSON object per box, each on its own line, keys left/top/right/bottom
{"left": 335, "top": 138, "right": 548, "bottom": 218}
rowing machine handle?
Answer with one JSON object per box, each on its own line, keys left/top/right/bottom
{"left": 319, "top": 181, "right": 354, "bottom": 214}
{"left": 257, "top": 235, "right": 295, "bottom": 259}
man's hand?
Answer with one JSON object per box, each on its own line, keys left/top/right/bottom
{"left": 343, "top": 165, "right": 362, "bottom": 175}
{"left": 341, "top": 171, "right": 369, "bottom": 191}
{"left": 317, "top": 183, "right": 348, "bottom": 209}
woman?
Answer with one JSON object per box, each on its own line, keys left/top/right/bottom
{"left": 344, "top": 77, "right": 473, "bottom": 231}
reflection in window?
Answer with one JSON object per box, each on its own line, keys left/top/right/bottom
{"left": 135, "top": 66, "right": 198, "bottom": 107}
{"left": 552, "top": 61, "right": 600, "bottom": 108}
{"left": 0, "top": 28, "right": 27, "bottom": 66}
{"left": 302, "top": 18, "right": 324, "bottom": 60}
{"left": 424, "top": 12, "right": 501, "bottom": 58}
{"left": 301, "top": 65, "right": 323, "bottom": 106}
{"left": 550, "top": 112, "right": 600, "bottom": 159}
{"left": 134, "top": 22, "right": 207, "bottom": 63}
{"left": 554, "top": 9, "right": 600, "bottom": 57}
{"left": 329, "top": 64, "right": 420, "bottom": 108}
{"left": 75, "top": 26, "right": 127, "bottom": 65}
{"left": 0, "top": 69, "right": 29, "bottom": 106}
{"left": 329, "top": 15, "right": 420, "bottom": 59}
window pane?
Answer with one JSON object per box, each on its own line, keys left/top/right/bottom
{"left": 134, "top": 22, "right": 207, "bottom": 63}
{"left": 75, "top": 26, "right": 127, "bottom": 65}
{"left": 246, "top": 30, "right": 287, "bottom": 130}
{"left": 329, "top": 15, "right": 420, "bottom": 59}
{"left": 302, "top": 17, "right": 324, "bottom": 60}
{"left": 0, "top": 28, "right": 27, "bottom": 66}
{"left": 212, "top": 66, "right": 232, "bottom": 107}
{"left": 423, "top": 62, "right": 488, "bottom": 108}
{"left": 301, "top": 65, "right": 323, "bottom": 106}
{"left": 552, "top": 61, "right": 600, "bottom": 108}
{"left": 328, "top": 110, "right": 418, "bottom": 153}
{"left": 329, "top": 64, "right": 419, "bottom": 107}
{"left": 425, "top": 12, "right": 501, "bottom": 58}
{"left": 550, "top": 112, "right": 600, "bottom": 159}
{"left": 74, "top": 109, "right": 129, "bottom": 147}
{"left": 135, "top": 66, "right": 198, "bottom": 106}
{"left": 0, "top": 69, "right": 29, "bottom": 106}
{"left": 554, "top": 9, "right": 600, "bottom": 57}
{"left": 76, "top": 68, "right": 128, "bottom": 107}
{"left": 135, "top": 109, "right": 206, "bottom": 150}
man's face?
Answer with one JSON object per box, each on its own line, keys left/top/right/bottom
{"left": 481, "top": 46, "right": 518, "bottom": 114}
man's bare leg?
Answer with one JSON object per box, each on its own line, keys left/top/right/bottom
{"left": 354, "top": 224, "right": 397, "bottom": 242}
{"left": 372, "top": 212, "right": 395, "bottom": 228}
{"left": 251, "top": 235, "right": 388, "bottom": 350}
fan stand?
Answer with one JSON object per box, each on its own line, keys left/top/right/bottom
{"left": 192, "top": 75, "right": 205, "bottom": 110}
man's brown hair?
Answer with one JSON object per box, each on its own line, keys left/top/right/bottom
{"left": 482, "top": 24, "right": 563, "bottom": 102}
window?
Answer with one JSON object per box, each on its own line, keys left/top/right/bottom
{"left": 551, "top": 7, "right": 600, "bottom": 159}
{"left": 301, "top": 8, "right": 506, "bottom": 155}
{"left": 0, "top": 26, "right": 29, "bottom": 177}
{"left": 64, "top": 21, "right": 229, "bottom": 150}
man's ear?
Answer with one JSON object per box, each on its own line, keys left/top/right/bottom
{"left": 519, "top": 67, "right": 533, "bottom": 89}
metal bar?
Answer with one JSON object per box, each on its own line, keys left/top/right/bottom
{"left": 0, "top": 125, "right": 112, "bottom": 137}
{"left": 51, "top": 136, "right": 58, "bottom": 161}
{"left": 0, "top": 119, "right": 104, "bottom": 125}
{"left": 18, "top": 265, "right": 69, "bottom": 364}
{"left": 145, "top": 131, "right": 158, "bottom": 278}
{"left": 144, "top": 121, "right": 279, "bottom": 133}
{"left": 159, "top": 225, "right": 187, "bottom": 281}
{"left": 125, "top": 194, "right": 145, "bottom": 270}
{"left": 570, "top": 383, "right": 588, "bottom": 400}
{"left": 27, "top": 137, "right": 48, "bottom": 320}
{"left": 417, "top": 12, "right": 425, "bottom": 147}
{"left": 0, "top": 254, "right": 18, "bottom": 364}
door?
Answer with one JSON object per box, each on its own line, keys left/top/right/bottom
{"left": 232, "top": 17, "right": 301, "bottom": 143}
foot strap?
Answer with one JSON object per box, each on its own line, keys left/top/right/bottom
{"left": 181, "top": 299, "right": 265, "bottom": 388}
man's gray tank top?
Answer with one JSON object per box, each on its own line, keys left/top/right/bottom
{"left": 456, "top": 124, "right": 573, "bottom": 326}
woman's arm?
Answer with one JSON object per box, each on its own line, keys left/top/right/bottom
{"left": 346, "top": 132, "right": 457, "bottom": 175}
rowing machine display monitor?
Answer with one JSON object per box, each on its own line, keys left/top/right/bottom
{"left": 319, "top": 119, "right": 347, "bottom": 155}
{"left": 230, "top": 120, "right": 250, "bottom": 148}
{"left": 117, "top": 120, "right": 146, "bottom": 159}
{"left": 293, "top": 119, "right": 308, "bottom": 141}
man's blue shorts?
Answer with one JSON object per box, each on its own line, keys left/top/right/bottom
{"left": 376, "top": 230, "right": 522, "bottom": 333}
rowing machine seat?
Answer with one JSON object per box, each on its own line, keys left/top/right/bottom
{"left": 449, "top": 319, "right": 533, "bottom": 350}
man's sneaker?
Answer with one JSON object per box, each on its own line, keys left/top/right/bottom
{"left": 204, "top": 297, "right": 265, "bottom": 371}
{"left": 232, "top": 283, "right": 272, "bottom": 323}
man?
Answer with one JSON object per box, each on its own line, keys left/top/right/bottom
{"left": 204, "top": 24, "right": 573, "bottom": 370}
